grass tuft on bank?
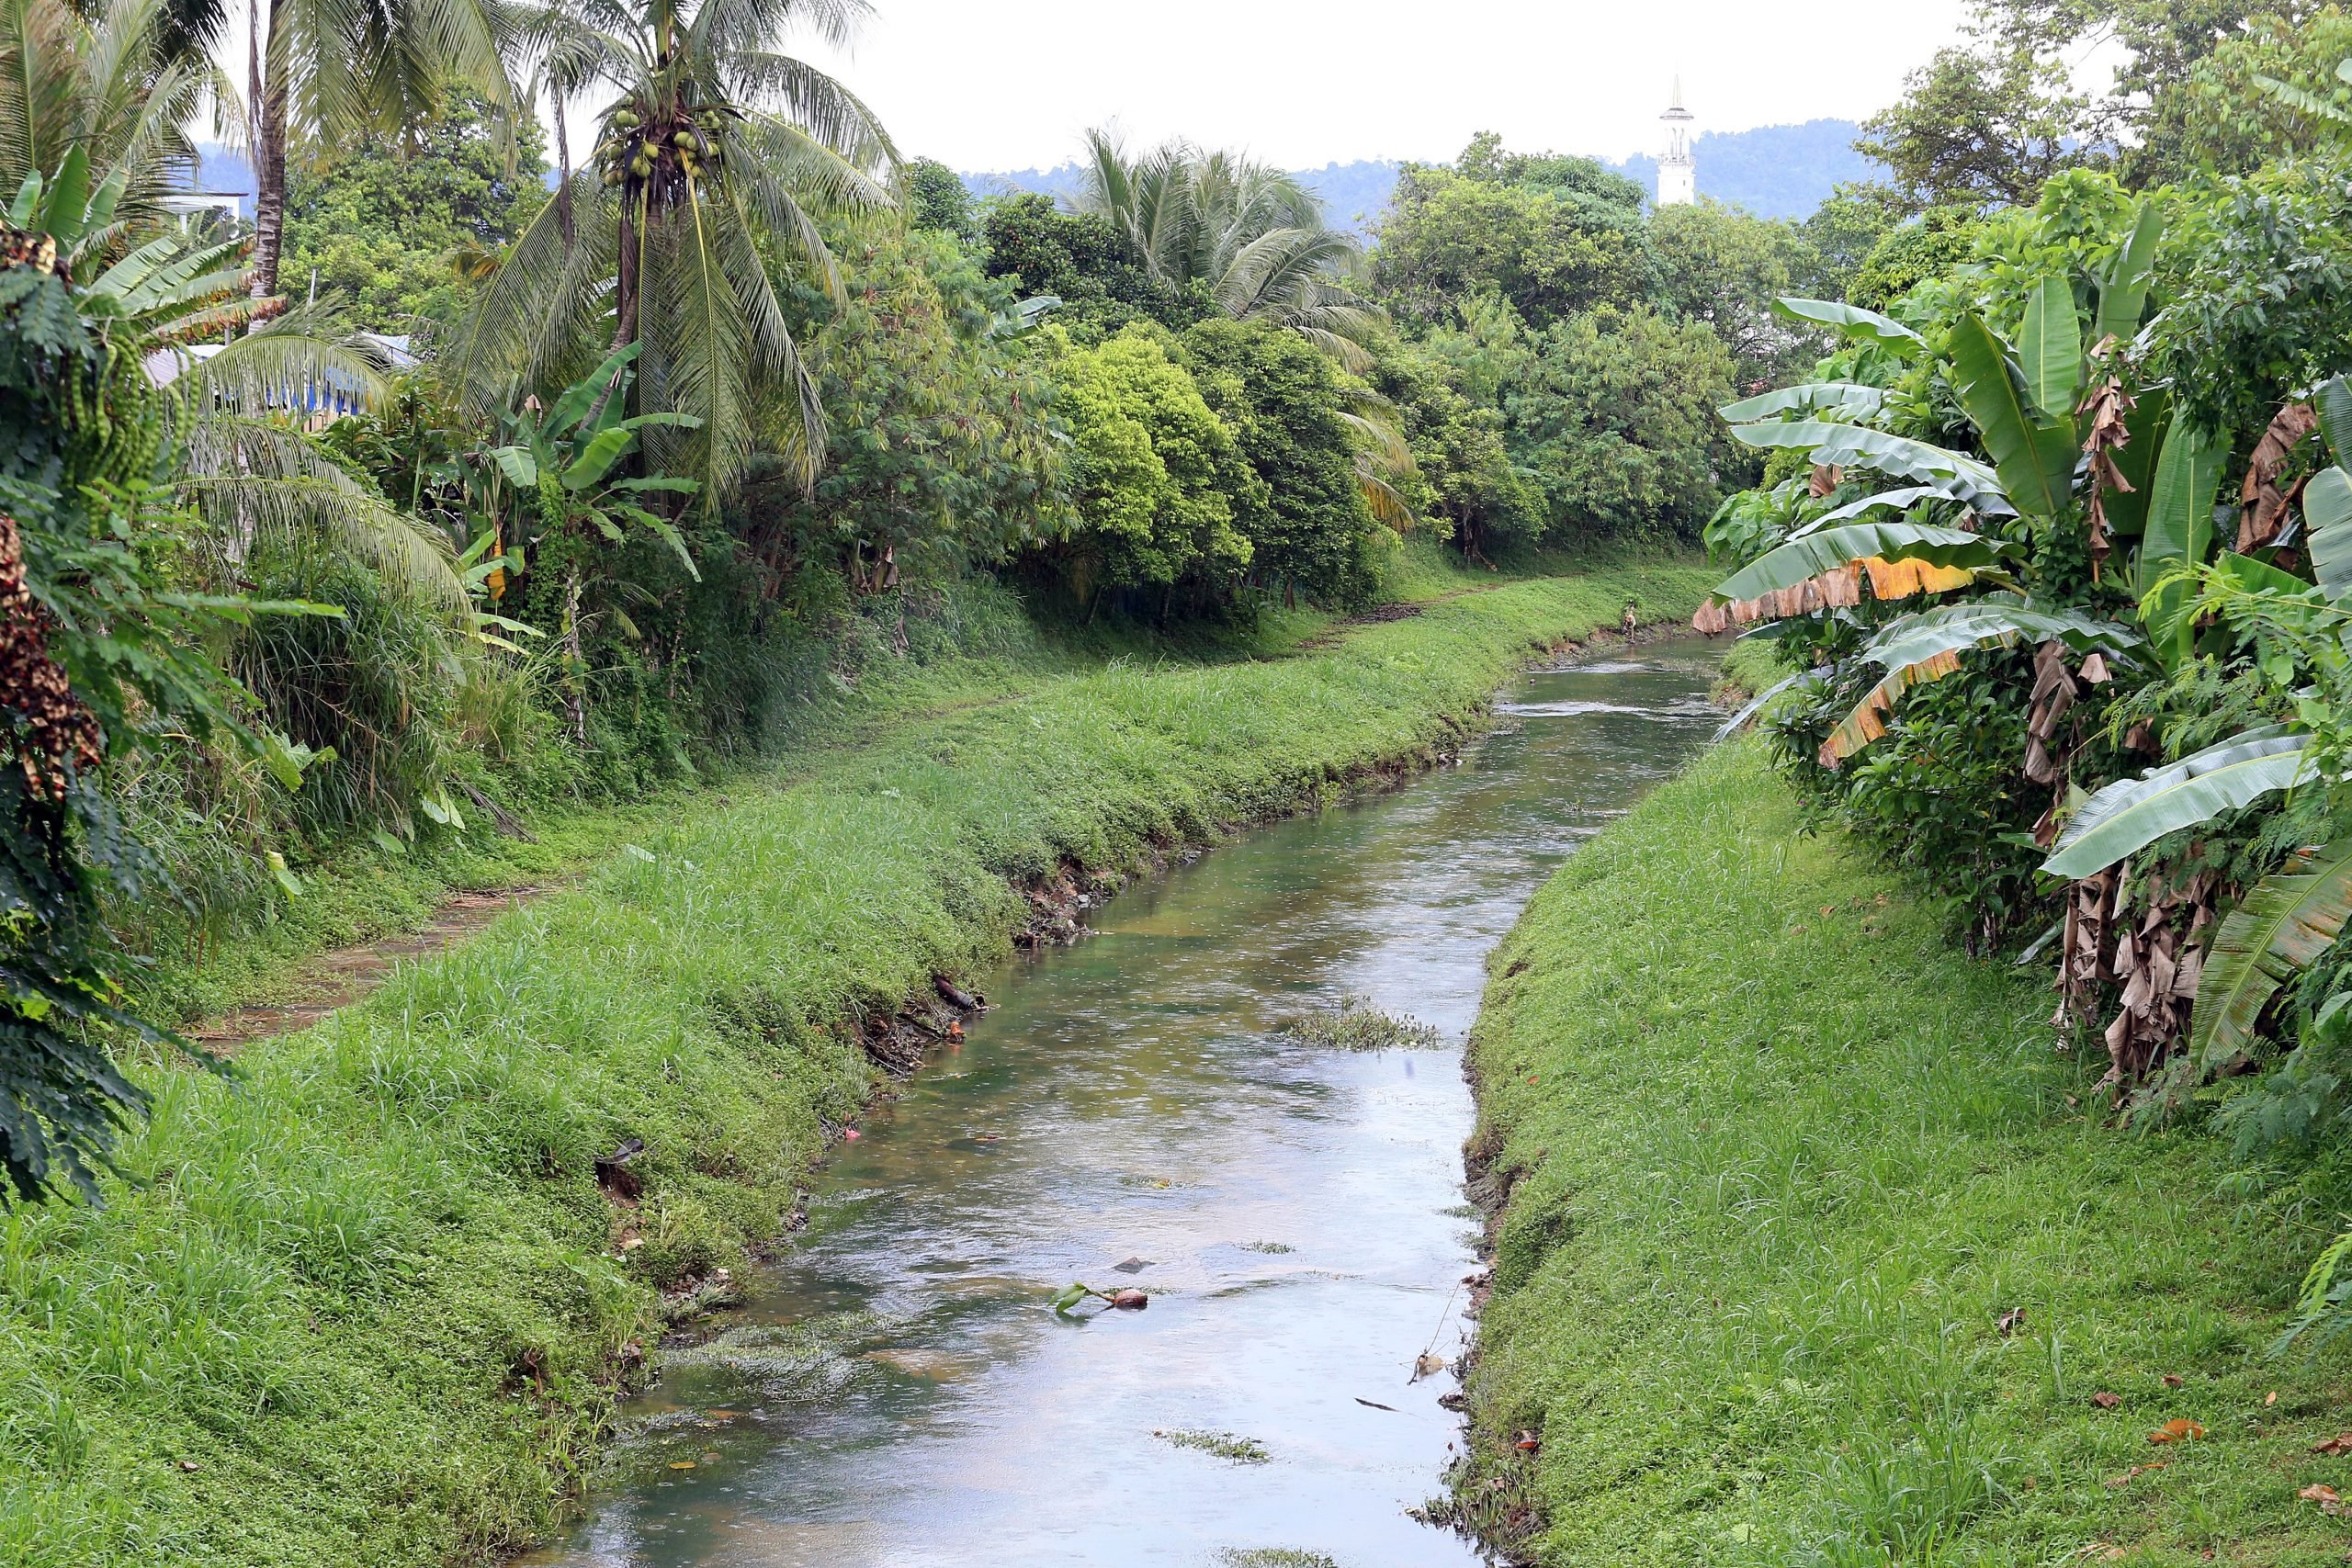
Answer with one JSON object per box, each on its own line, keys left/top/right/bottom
{"left": 1461, "top": 740, "right": 2352, "bottom": 1568}
{"left": 0, "top": 562, "right": 1705, "bottom": 1568}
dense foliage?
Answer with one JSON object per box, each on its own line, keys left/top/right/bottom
{"left": 1698, "top": 17, "right": 2352, "bottom": 1361}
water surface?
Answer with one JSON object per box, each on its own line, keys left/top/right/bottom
{"left": 524, "top": 638, "right": 1725, "bottom": 1567}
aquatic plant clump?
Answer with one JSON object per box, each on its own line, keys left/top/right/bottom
{"left": 1277, "top": 993, "right": 1442, "bottom": 1051}
{"left": 1154, "top": 1428, "right": 1272, "bottom": 1464}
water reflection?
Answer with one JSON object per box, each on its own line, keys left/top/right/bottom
{"left": 522, "top": 638, "right": 1726, "bottom": 1568}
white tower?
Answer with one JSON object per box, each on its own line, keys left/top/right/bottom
{"left": 1657, "top": 77, "right": 1695, "bottom": 207}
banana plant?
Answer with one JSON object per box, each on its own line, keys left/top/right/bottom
{"left": 475, "top": 342, "right": 704, "bottom": 579}
{"left": 1715, "top": 202, "right": 2220, "bottom": 766}
{"left": 2041, "top": 376, "right": 2352, "bottom": 1066}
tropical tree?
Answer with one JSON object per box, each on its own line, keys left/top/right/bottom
{"left": 229, "top": 0, "right": 511, "bottom": 297}
{"left": 457, "top": 0, "right": 895, "bottom": 502}
{"left": 1073, "top": 129, "right": 1381, "bottom": 368}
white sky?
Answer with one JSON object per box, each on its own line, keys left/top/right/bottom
{"left": 794, "top": 0, "right": 1980, "bottom": 172}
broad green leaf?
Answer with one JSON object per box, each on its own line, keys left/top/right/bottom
{"left": 82, "top": 168, "right": 126, "bottom": 238}
{"left": 1799, "top": 486, "right": 1964, "bottom": 535}
{"left": 1727, "top": 421, "right": 2007, "bottom": 510}
{"left": 545, "top": 342, "right": 641, "bottom": 436}
{"left": 490, "top": 446, "right": 537, "bottom": 488}
{"left": 2319, "top": 375, "right": 2352, "bottom": 467}
{"left": 1949, "top": 313, "right": 2077, "bottom": 519}
{"left": 2191, "top": 840, "right": 2352, "bottom": 1070}
{"left": 2021, "top": 276, "right": 2081, "bottom": 421}
{"left": 2042, "top": 727, "right": 2315, "bottom": 879}
{"left": 2137, "top": 414, "right": 2224, "bottom": 660}
{"left": 2210, "top": 550, "right": 2320, "bottom": 602}
{"left": 7, "top": 173, "right": 40, "bottom": 227}
{"left": 2099, "top": 383, "right": 2173, "bottom": 540}
{"left": 608, "top": 476, "right": 700, "bottom": 494}
{"left": 1770, "top": 297, "right": 1925, "bottom": 354}
{"left": 2306, "top": 466, "right": 2352, "bottom": 603}
{"left": 1711, "top": 522, "right": 2011, "bottom": 604}
{"left": 38, "top": 146, "right": 88, "bottom": 242}
{"left": 1718, "top": 382, "right": 1885, "bottom": 422}
{"left": 562, "top": 425, "right": 637, "bottom": 490}
{"left": 2096, "top": 200, "right": 2165, "bottom": 345}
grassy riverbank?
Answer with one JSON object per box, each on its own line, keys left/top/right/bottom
{"left": 0, "top": 560, "right": 1706, "bottom": 1568}
{"left": 1458, "top": 740, "right": 2352, "bottom": 1567}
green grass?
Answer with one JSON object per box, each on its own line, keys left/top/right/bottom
{"left": 0, "top": 560, "right": 1709, "bottom": 1568}
{"left": 1458, "top": 739, "right": 2352, "bottom": 1567}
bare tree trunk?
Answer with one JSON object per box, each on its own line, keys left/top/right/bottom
{"left": 248, "top": 0, "right": 288, "bottom": 299}
{"left": 553, "top": 90, "right": 575, "bottom": 247}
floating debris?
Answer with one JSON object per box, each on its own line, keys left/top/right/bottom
{"left": 1276, "top": 993, "right": 1441, "bottom": 1052}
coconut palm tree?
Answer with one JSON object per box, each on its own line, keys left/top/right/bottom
{"left": 455, "top": 0, "right": 893, "bottom": 502}
{"left": 1073, "top": 128, "right": 1384, "bottom": 369}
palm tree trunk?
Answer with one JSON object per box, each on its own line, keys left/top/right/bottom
{"left": 248, "top": 0, "right": 288, "bottom": 298}
{"left": 613, "top": 186, "right": 639, "bottom": 350}
{"left": 553, "top": 90, "right": 574, "bottom": 246}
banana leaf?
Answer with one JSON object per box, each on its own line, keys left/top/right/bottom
{"left": 1950, "top": 313, "right": 2078, "bottom": 519}
{"left": 2306, "top": 466, "right": 2352, "bottom": 603}
{"left": 2096, "top": 201, "right": 2165, "bottom": 346}
{"left": 2021, "top": 276, "right": 2082, "bottom": 423}
{"left": 1709, "top": 522, "right": 2013, "bottom": 605}
{"left": 2191, "top": 840, "right": 2352, "bottom": 1072}
{"left": 1802, "top": 485, "right": 1968, "bottom": 531}
{"left": 2137, "top": 414, "right": 2225, "bottom": 662}
{"left": 2098, "top": 384, "right": 2173, "bottom": 540}
{"left": 2042, "top": 727, "right": 2316, "bottom": 880}
{"left": 1719, "top": 382, "right": 1886, "bottom": 422}
{"left": 1770, "top": 297, "right": 1925, "bottom": 354}
{"left": 2320, "top": 375, "right": 2352, "bottom": 466}
{"left": 1727, "top": 421, "right": 2009, "bottom": 511}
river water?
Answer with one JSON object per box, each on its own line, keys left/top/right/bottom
{"left": 521, "top": 638, "right": 1725, "bottom": 1568}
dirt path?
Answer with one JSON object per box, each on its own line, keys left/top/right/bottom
{"left": 187, "top": 885, "right": 557, "bottom": 1053}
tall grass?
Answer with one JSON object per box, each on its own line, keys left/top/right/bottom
{"left": 1461, "top": 740, "right": 2352, "bottom": 1567}
{"left": 0, "top": 562, "right": 1709, "bottom": 1568}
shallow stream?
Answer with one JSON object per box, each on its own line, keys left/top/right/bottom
{"left": 521, "top": 637, "right": 1725, "bottom": 1568}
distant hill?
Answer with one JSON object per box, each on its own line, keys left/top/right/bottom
{"left": 966, "top": 119, "right": 1874, "bottom": 235}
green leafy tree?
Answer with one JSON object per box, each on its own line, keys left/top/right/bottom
{"left": 1181, "top": 317, "right": 1380, "bottom": 604}
{"left": 741, "top": 224, "right": 1069, "bottom": 590}
{"left": 1650, "top": 199, "right": 1815, "bottom": 389}
{"left": 979, "top": 192, "right": 1209, "bottom": 336}
{"left": 1367, "top": 338, "right": 1537, "bottom": 559}
{"left": 1855, "top": 43, "right": 2101, "bottom": 211}
{"left": 281, "top": 102, "right": 550, "bottom": 333}
{"left": 903, "top": 156, "right": 974, "bottom": 243}
{"left": 1373, "top": 141, "right": 1656, "bottom": 330}
{"left": 1509, "top": 305, "right": 1735, "bottom": 544}
{"left": 1035, "top": 325, "right": 1257, "bottom": 608}
{"left": 2131, "top": 7, "right": 2352, "bottom": 182}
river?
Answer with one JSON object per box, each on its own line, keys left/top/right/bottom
{"left": 520, "top": 637, "right": 1725, "bottom": 1568}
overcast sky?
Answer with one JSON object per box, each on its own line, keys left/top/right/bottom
{"left": 791, "top": 0, "right": 1979, "bottom": 173}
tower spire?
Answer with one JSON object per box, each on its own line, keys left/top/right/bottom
{"left": 1657, "top": 77, "right": 1695, "bottom": 207}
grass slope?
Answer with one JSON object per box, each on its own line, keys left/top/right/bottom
{"left": 1461, "top": 740, "right": 2352, "bottom": 1567}
{"left": 0, "top": 561, "right": 1705, "bottom": 1568}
